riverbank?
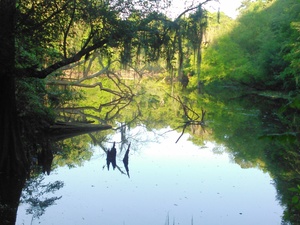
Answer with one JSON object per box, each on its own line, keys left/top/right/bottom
{"left": 204, "top": 80, "right": 291, "bottom": 102}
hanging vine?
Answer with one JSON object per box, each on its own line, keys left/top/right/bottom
{"left": 187, "top": 6, "right": 208, "bottom": 82}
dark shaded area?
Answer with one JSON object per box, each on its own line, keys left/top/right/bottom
{"left": 180, "top": 74, "right": 189, "bottom": 89}
{"left": 47, "top": 122, "right": 112, "bottom": 141}
{"left": 0, "top": 0, "right": 29, "bottom": 176}
{"left": 106, "top": 142, "right": 117, "bottom": 170}
{"left": 0, "top": 175, "right": 26, "bottom": 225}
{"left": 123, "top": 143, "right": 131, "bottom": 177}
{"left": 37, "top": 147, "right": 54, "bottom": 176}
{"left": 0, "top": 125, "right": 111, "bottom": 225}
{"left": 104, "top": 142, "right": 131, "bottom": 177}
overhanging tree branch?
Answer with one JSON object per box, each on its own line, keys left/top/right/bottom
{"left": 17, "top": 38, "right": 109, "bottom": 79}
{"left": 174, "top": 0, "right": 216, "bottom": 22}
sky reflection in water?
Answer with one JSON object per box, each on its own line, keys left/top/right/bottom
{"left": 17, "top": 128, "right": 283, "bottom": 225}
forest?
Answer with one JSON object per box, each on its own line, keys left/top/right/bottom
{"left": 0, "top": 0, "right": 300, "bottom": 224}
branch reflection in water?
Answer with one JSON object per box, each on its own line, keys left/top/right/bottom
{"left": 16, "top": 126, "right": 284, "bottom": 225}
{"left": 105, "top": 142, "right": 131, "bottom": 178}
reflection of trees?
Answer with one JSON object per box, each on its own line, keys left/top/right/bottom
{"left": 102, "top": 142, "right": 131, "bottom": 177}
{"left": 123, "top": 143, "right": 131, "bottom": 177}
{"left": 175, "top": 96, "right": 206, "bottom": 143}
{"left": 207, "top": 93, "right": 300, "bottom": 224}
{"left": 89, "top": 131, "right": 132, "bottom": 177}
{"left": 258, "top": 116, "right": 300, "bottom": 223}
{"left": 20, "top": 175, "right": 64, "bottom": 224}
{"left": 163, "top": 94, "right": 206, "bottom": 143}
{"left": 53, "top": 135, "right": 94, "bottom": 169}
{"left": 48, "top": 64, "right": 135, "bottom": 124}
{"left": 37, "top": 146, "right": 54, "bottom": 175}
{"left": 45, "top": 79, "right": 211, "bottom": 179}
{"left": 45, "top": 78, "right": 211, "bottom": 177}
{"left": 106, "top": 142, "right": 117, "bottom": 170}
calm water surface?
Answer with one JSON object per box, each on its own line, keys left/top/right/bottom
{"left": 16, "top": 127, "right": 283, "bottom": 225}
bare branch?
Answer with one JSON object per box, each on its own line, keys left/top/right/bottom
{"left": 175, "top": 124, "right": 188, "bottom": 143}
{"left": 62, "top": 0, "right": 76, "bottom": 58}
{"left": 174, "top": 0, "right": 215, "bottom": 22}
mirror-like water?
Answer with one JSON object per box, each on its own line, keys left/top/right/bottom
{"left": 16, "top": 128, "right": 283, "bottom": 225}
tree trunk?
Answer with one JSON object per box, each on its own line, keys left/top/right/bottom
{"left": 0, "top": 0, "right": 29, "bottom": 175}
{"left": 196, "top": 46, "right": 204, "bottom": 94}
{"left": 0, "top": 175, "right": 26, "bottom": 225}
{"left": 0, "top": 77, "right": 29, "bottom": 175}
{"left": 177, "top": 29, "right": 184, "bottom": 79}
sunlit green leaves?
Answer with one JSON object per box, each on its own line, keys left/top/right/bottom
{"left": 201, "top": 0, "right": 300, "bottom": 92}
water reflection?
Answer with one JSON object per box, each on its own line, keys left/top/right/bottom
{"left": 106, "top": 142, "right": 117, "bottom": 170}
{"left": 20, "top": 176, "right": 64, "bottom": 222}
{"left": 105, "top": 142, "right": 131, "bottom": 177}
{"left": 11, "top": 90, "right": 300, "bottom": 224}
{"left": 37, "top": 148, "right": 53, "bottom": 175}
{"left": 16, "top": 128, "right": 284, "bottom": 225}
{"left": 123, "top": 143, "right": 131, "bottom": 177}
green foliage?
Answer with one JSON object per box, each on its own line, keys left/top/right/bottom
{"left": 17, "top": 70, "right": 300, "bottom": 225}
{"left": 202, "top": 34, "right": 256, "bottom": 83}
{"left": 282, "top": 22, "right": 300, "bottom": 90}
{"left": 288, "top": 94, "right": 300, "bottom": 110}
{"left": 289, "top": 185, "right": 300, "bottom": 209}
{"left": 259, "top": 132, "right": 298, "bottom": 143}
{"left": 53, "top": 135, "right": 93, "bottom": 168}
{"left": 47, "top": 84, "right": 85, "bottom": 109}
{"left": 201, "top": 0, "right": 300, "bottom": 92}
{"left": 16, "top": 78, "right": 55, "bottom": 126}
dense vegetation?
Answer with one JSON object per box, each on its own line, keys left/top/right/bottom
{"left": 0, "top": 0, "right": 214, "bottom": 176}
{"left": 0, "top": 1, "right": 215, "bottom": 224}
{"left": 201, "top": 0, "right": 300, "bottom": 95}
{"left": 1, "top": 0, "right": 300, "bottom": 224}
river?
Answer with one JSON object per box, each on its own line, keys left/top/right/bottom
{"left": 15, "top": 87, "right": 294, "bottom": 225}
{"left": 17, "top": 127, "right": 283, "bottom": 225}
